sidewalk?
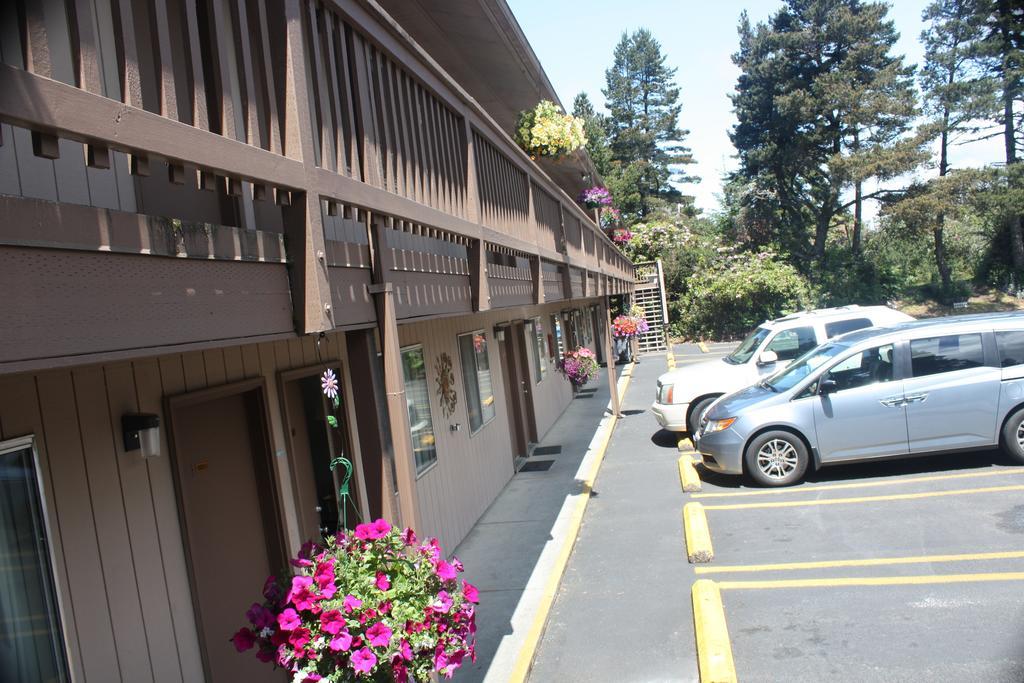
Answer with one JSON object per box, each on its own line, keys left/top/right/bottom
{"left": 528, "top": 354, "right": 700, "bottom": 682}
{"left": 452, "top": 363, "right": 634, "bottom": 682}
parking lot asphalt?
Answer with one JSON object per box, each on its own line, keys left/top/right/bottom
{"left": 671, "top": 342, "right": 1024, "bottom": 682}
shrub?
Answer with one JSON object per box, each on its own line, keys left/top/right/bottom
{"left": 674, "top": 251, "right": 817, "bottom": 340}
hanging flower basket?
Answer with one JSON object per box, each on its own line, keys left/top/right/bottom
{"left": 611, "top": 227, "right": 633, "bottom": 246}
{"left": 612, "top": 314, "right": 649, "bottom": 339}
{"left": 514, "top": 100, "right": 586, "bottom": 159}
{"left": 559, "top": 346, "right": 600, "bottom": 388}
{"left": 233, "top": 523, "right": 478, "bottom": 681}
{"left": 599, "top": 206, "right": 622, "bottom": 229}
{"left": 579, "top": 186, "right": 613, "bottom": 210}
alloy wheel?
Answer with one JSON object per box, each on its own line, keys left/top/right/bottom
{"left": 756, "top": 438, "right": 799, "bottom": 480}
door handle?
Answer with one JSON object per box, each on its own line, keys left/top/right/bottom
{"left": 905, "top": 393, "right": 928, "bottom": 404}
{"left": 879, "top": 397, "right": 905, "bottom": 407}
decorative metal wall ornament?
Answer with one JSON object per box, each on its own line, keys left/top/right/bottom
{"left": 435, "top": 352, "right": 458, "bottom": 418}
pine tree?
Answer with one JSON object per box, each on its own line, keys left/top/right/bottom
{"left": 915, "top": 0, "right": 995, "bottom": 291}
{"left": 602, "top": 29, "right": 697, "bottom": 219}
{"left": 730, "top": 0, "right": 923, "bottom": 266}
{"left": 572, "top": 92, "right": 612, "bottom": 176}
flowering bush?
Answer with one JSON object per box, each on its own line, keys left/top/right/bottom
{"left": 579, "top": 186, "right": 613, "bottom": 210}
{"left": 233, "top": 520, "right": 478, "bottom": 681}
{"left": 558, "top": 346, "right": 599, "bottom": 387}
{"left": 620, "top": 221, "right": 693, "bottom": 262}
{"left": 611, "top": 228, "right": 633, "bottom": 245}
{"left": 611, "top": 314, "right": 649, "bottom": 338}
{"left": 514, "top": 100, "right": 586, "bottom": 158}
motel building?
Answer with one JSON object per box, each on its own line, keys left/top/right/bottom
{"left": 0, "top": 0, "right": 635, "bottom": 681}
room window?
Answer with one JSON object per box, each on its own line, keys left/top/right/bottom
{"left": 550, "top": 314, "right": 564, "bottom": 361}
{"left": 458, "top": 332, "right": 496, "bottom": 433}
{"left": 0, "top": 437, "right": 69, "bottom": 682}
{"left": 529, "top": 318, "right": 546, "bottom": 382}
{"left": 400, "top": 346, "right": 438, "bottom": 474}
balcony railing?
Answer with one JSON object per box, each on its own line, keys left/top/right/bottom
{"left": 0, "top": 0, "right": 635, "bottom": 337}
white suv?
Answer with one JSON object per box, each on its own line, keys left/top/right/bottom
{"left": 652, "top": 305, "right": 914, "bottom": 435}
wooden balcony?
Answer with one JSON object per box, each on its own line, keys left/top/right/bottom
{"left": 0, "top": 0, "right": 634, "bottom": 373}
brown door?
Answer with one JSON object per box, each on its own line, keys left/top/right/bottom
{"left": 510, "top": 322, "right": 538, "bottom": 443}
{"left": 171, "top": 386, "right": 284, "bottom": 683}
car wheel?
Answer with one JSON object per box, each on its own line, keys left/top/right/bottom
{"left": 744, "top": 430, "right": 809, "bottom": 487}
{"left": 687, "top": 396, "right": 719, "bottom": 437}
{"left": 1000, "top": 407, "right": 1024, "bottom": 464}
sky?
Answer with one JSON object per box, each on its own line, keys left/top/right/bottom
{"left": 507, "top": 0, "right": 1003, "bottom": 217}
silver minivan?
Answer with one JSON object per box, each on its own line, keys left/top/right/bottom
{"left": 695, "top": 312, "right": 1024, "bottom": 486}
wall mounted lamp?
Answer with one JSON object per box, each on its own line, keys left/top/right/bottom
{"left": 122, "top": 414, "right": 161, "bottom": 458}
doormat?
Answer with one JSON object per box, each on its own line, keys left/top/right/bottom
{"left": 533, "top": 445, "right": 562, "bottom": 456}
{"left": 519, "top": 459, "right": 555, "bottom": 472}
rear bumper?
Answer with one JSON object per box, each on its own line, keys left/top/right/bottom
{"left": 651, "top": 401, "right": 689, "bottom": 432}
{"left": 695, "top": 428, "right": 745, "bottom": 475}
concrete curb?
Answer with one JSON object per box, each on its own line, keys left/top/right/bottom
{"left": 490, "top": 363, "right": 635, "bottom": 683}
{"left": 683, "top": 502, "right": 714, "bottom": 563}
{"left": 691, "top": 580, "right": 737, "bottom": 683}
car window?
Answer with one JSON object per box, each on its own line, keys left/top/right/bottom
{"left": 824, "top": 344, "right": 895, "bottom": 392}
{"left": 766, "top": 326, "right": 817, "bottom": 361}
{"left": 825, "top": 318, "right": 871, "bottom": 339}
{"left": 765, "top": 341, "right": 847, "bottom": 393}
{"left": 724, "top": 326, "right": 771, "bottom": 365}
{"left": 996, "top": 330, "right": 1024, "bottom": 367}
{"left": 910, "top": 333, "right": 985, "bottom": 377}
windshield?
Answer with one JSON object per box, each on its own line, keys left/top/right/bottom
{"left": 764, "top": 342, "right": 847, "bottom": 393}
{"left": 724, "top": 327, "right": 772, "bottom": 365}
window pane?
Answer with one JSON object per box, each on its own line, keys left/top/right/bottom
{"left": 767, "top": 326, "right": 817, "bottom": 361}
{"left": 997, "top": 330, "right": 1024, "bottom": 368}
{"left": 825, "top": 318, "right": 871, "bottom": 339}
{"left": 401, "top": 347, "right": 437, "bottom": 474}
{"left": 826, "top": 344, "right": 895, "bottom": 392}
{"left": 0, "top": 443, "right": 68, "bottom": 683}
{"left": 910, "top": 334, "right": 985, "bottom": 377}
{"left": 530, "top": 320, "right": 545, "bottom": 382}
{"left": 550, "top": 316, "right": 564, "bottom": 361}
{"left": 459, "top": 333, "right": 496, "bottom": 432}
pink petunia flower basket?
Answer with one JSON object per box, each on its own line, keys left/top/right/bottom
{"left": 233, "top": 520, "right": 478, "bottom": 681}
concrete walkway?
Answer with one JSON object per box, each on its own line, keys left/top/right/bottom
{"left": 529, "top": 354, "right": 700, "bottom": 682}
{"left": 452, "top": 363, "right": 634, "bottom": 682}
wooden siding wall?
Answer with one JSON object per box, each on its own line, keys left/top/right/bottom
{"left": 397, "top": 301, "right": 584, "bottom": 551}
{"left": 542, "top": 260, "right": 565, "bottom": 302}
{"left": 0, "top": 332, "right": 369, "bottom": 682}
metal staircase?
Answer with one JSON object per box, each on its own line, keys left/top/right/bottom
{"left": 633, "top": 260, "right": 668, "bottom": 353}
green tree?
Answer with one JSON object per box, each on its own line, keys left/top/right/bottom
{"left": 572, "top": 92, "right": 612, "bottom": 176}
{"left": 912, "top": 0, "right": 995, "bottom": 292}
{"left": 602, "top": 29, "right": 698, "bottom": 219}
{"left": 730, "top": 1, "right": 924, "bottom": 266}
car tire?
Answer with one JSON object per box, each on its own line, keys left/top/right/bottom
{"left": 1000, "top": 407, "right": 1024, "bottom": 464}
{"left": 744, "top": 430, "right": 809, "bottom": 487}
{"left": 687, "top": 396, "right": 719, "bottom": 437}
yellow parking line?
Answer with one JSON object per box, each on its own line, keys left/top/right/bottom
{"left": 691, "top": 580, "right": 737, "bottom": 683}
{"left": 698, "top": 341, "right": 710, "bottom": 353}
{"left": 695, "top": 550, "right": 1024, "bottom": 575}
{"left": 703, "top": 484, "right": 1024, "bottom": 511}
{"left": 693, "top": 468, "right": 1024, "bottom": 499}
{"left": 683, "top": 502, "right": 714, "bottom": 563}
{"left": 718, "top": 572, "right": 1024, "bottom": 590}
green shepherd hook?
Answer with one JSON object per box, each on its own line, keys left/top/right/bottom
{"left": 329, "top": 455, "right": 354, "bottom": 530}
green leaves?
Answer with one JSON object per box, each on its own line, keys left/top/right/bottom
{"left": 326, "top": 415, "right": 338, "bottom": 428}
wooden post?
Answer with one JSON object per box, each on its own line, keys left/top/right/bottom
{"left": 368, "top": 219, "right": 421, "bottom": 532}
{"left": 605, "top": 296, "right": 620, "bottom": 418}
{"left": 468, "top": 238, "right": 490, "bottom": 311}
{"left": 530, "top": 256, "right": 544, "bottom": 305}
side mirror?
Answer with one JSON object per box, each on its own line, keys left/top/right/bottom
{"left": 757, "top": 350, "right": 779, "bottom": 366}
{"left": 819, "top": 378, "right": 838, "bottom": 395}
